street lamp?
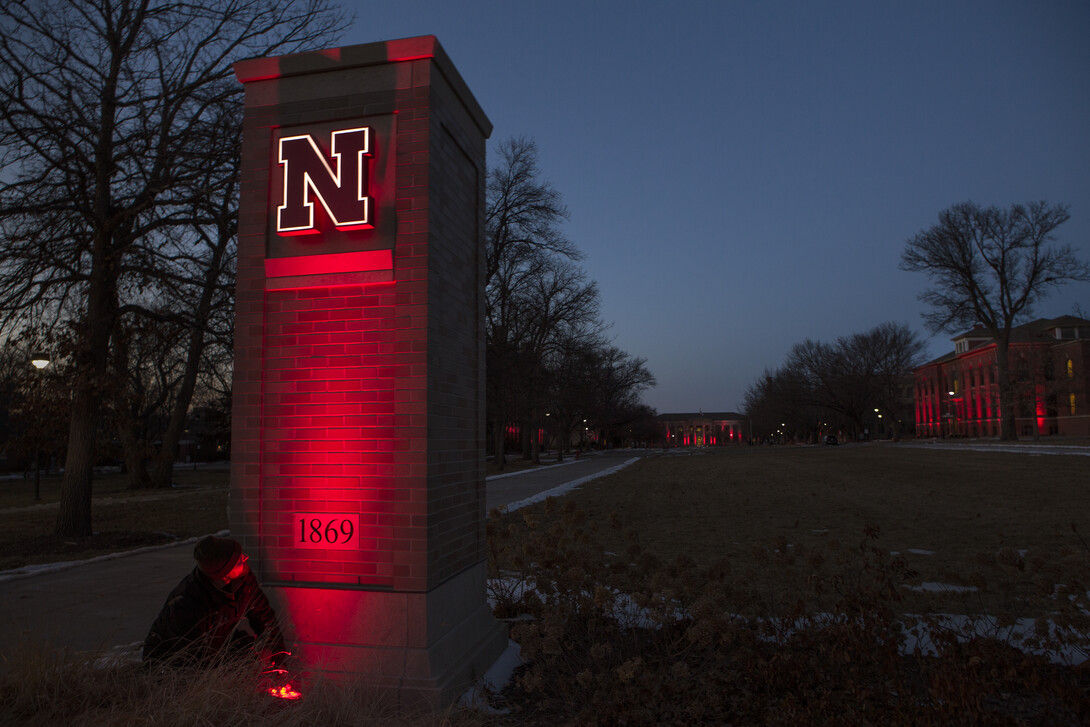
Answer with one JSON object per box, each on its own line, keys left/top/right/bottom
{"left": 30, "top": 352, "right": 50, "bottom": 501}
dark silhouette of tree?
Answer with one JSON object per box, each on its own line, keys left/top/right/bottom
{"left": 747, "top": 322, "right": 926, "bottom": 442}
{"left": 585, "top": 345, "right": 655, "bottom": 447}
{"left": 484, "top": 136, "right": 655, "bottom": 466}
{"left": 743, "top": 366, "right": 816, "bottom": 443}
{"left": 486, "top": 137, "right": 586, "bottom": 470}
{"left": 841, "top": 322, "right": 927, "bottom": 440}
{"left": 900, "top": 201, "right": 1089, "bottom": 440}
{"left": 119, "top": 99, "right": 241, "bottom": 489}
{"left": 0, "top": 0, "right": 347, "bottom": 536}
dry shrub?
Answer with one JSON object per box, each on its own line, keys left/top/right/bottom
{"left": 0, "top": 644, "right": 478, "bottom": 727}
{"left": 487, "top": 499, "right": 1090, "bottom": 726}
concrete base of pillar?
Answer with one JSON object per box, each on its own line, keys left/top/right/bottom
{"left": 268, "top": 562, "right": 508, "bottom": 707}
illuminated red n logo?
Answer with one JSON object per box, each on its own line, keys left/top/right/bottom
{"left": 277, "top": 127, "right": 372, "bottom": 235}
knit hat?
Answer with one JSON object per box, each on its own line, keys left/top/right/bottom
{"left": 194, "top": 536, "right": 242, "bottom": 580}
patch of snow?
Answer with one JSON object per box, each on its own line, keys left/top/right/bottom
{"left": 487, "top": 576, "right": 1089, "bottom": 674}
{"left": 907, "top": 582, "right": 978, "bottom": 593}
{"left": 897, "top": 442, "right": 1090, "bottom": 457}
{"left": 906, "top": 549, "right": 936, "bottom": 556}
{"left": 459, "top": 640, "right": 523, "bottom": 714}
{"left": 902, "top": 613, "right": 1088, "bottom": 666}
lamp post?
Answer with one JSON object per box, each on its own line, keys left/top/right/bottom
{"left": 30, "top": 352, "right": 50, "bottom": 501}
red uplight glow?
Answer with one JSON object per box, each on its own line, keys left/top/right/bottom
{"left": 263, "top": 668, "right": 303, "bottom": 700}
{"left": 264, "top": 249, "right": 393, "bottom": 278}
{"left": 1036, "top": 386, "right": 1047, "bottom": 433}
{"left": 260, "top": 284, "right": 402, "bottom": 589}
{"left": 268, "top": 683, "right": 303, "bottom": 700}
{"left": 385, "top": 36, "right": 437, "bottom": 62}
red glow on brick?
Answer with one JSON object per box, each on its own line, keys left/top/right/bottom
{"left": 1036, "top": 386, "right": 1047, "bottom": 433}
{"left": 385, "top": 36, "right": 436, "bottom": 62}
{"left": 260, "top": 286, "right": 407, "bottom": 589}
{"left": 234, "top": 56, "right": 281, "bottom": 83}
{"left": 264, "top": 249, "right": 393, "bottom": 278}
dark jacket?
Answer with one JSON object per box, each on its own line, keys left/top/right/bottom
{"left": 142, "top": 566, "right": 285, "bottom": 664}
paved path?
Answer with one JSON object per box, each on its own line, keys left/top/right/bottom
{"left": 485, "top": 451, "right": 640, "bottom": 511}
{"left": 0, "top": 451, "right": 643, "bottom": 659}
{"left": 893, "top": 441, "right": 1090, "bottom": 457}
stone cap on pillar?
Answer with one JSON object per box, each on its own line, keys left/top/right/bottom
{"left": 234, "top": 35, "right": 492, "bottom": 139}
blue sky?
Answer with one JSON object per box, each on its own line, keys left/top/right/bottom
{"left": 343, "top": 1, "right": 1090, "bottom": 414}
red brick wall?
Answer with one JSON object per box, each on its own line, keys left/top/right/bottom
{"left": 1056, "top": 339, "right": 1090, "bottom": 436}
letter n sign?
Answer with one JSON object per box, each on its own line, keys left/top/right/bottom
{"left": 277, "top": 127, "right": 372, "bottom": 235}
{"left": 265, "top": 115, "right": 396, "bottom": 287}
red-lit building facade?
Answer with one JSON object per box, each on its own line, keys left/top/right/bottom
{"left": 657, "top": 412, "right": 749, "bottom": 447}
{"left": 914, "top": 316, "right": 1090, "bottom": 438}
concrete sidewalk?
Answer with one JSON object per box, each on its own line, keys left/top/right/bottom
{"left": 0, "top": 451, "right": 641, "bottom": 659}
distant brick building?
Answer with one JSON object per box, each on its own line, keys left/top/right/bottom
{"left": 657, "top": 412, "right": 749, "bottom": 447}
{"left": 914, "top": 316, "right": 1090, "bottom": 438}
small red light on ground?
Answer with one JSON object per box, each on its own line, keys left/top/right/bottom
{"left": 268, "top": 683, "right": 303, "bottom": 700}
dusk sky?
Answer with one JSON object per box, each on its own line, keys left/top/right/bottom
{"left": 343, "top": 1, "right": 1090, "bottom": 414}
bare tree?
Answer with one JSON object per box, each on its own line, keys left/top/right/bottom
{"left": 141, "top": 99, "right": 240, "bottom": 489}
{"left": 486, "top": 137, "right": 583, "bottom": 470}
{"left": 485, "top": 137, "right": 580, "bottom": 285}
{"left": 585, "top": 345, "right": 655, "bottom": 447}
{"left": 484, "top": 136, "right": 656, "bottom": 465}
{"left": 0, "top": 0, "right": 347, "bottom": 536}
{"left": 545, "top": 332, "right": 600, "bottom": 459}
{"left": 743, "top": 366, "right": 817, "bottom": 443}
{"left": 900, "top": 201, "right": 1089, "bottom": 440}
{"left": 752, "top": 322, "right": 926, "bottom": 442}
{"left": 847, "top": 323, "right": 927, "bottom": 439}
{"left": 787, "top": 339, "right": 869, "bottom": 436}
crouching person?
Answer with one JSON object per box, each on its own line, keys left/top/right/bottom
{"left": 143, "top": 535, "right": 288, "bottom": 667}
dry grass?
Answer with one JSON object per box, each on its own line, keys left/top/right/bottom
{"left": 518, "top": 444, "right": 1090, "bottom": 617}
{"left": 0, "top": 642, "right": 484, "bottom": 727}
{"left": 0, "top": 467, "right": 228, "bottom": 509}
{"left": 0, "top": 468, "right": 228, "bottom": 570}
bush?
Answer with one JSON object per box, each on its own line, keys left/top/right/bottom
{"left": 487, "top": 499, "right": 1090, "bottom": 725}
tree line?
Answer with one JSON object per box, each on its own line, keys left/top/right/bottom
{"left": 744, "top": 322, "right": 927, "bottom": 443}
{"left": 0, "top": 0, "right": 350, "bottom": 537}
{"left": 485, "top": 138, "right": 655, "bottom": 470}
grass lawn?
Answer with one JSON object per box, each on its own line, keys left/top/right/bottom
{"left": 553, "top": 445, "right": 1087, "bottom": 566}
{"left": 496, "top": 443, "right": 1090, "bottom": 618}
{"left": 0, "top": 467, "right": 228, "bottom": 570}
{"left": 1, "top": 445, "right": 1087, "bottom": 724}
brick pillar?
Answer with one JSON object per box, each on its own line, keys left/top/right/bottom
{"left": 231, "top": 36, "right": 506, "bottom": 703}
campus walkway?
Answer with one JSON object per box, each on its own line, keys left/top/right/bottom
{"left": 0, "top": 451, "right": 641, "bottom": 660}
